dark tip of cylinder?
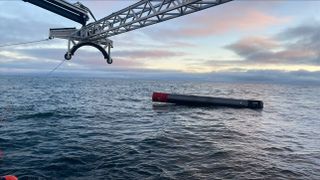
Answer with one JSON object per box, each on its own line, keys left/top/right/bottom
{"left": 248, "top": 100, "right": 264, "bottom": 109}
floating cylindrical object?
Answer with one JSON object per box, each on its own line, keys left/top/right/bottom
{"left": 152, "top": 92, "right": 263, "bottom": 109}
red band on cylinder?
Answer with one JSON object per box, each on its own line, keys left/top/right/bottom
{"left": 152, "top": 92, "right": 169, "bottom": 102}
{"left": 2, "top": 175, "right": 18, "bottom": 180}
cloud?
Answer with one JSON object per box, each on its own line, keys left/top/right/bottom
{"left": 226, "top": 37, "right": 318, "bottom": 65}
{"left": 224, "top": 20, "right": 320, "bottom": 66}
{"left": 277, "top": 20, "right": 320, "bottom": 62}
{"left": 202, "top": 70, "right": 320, "bottom": 84}
{"left": 7, "top": 45, "right": 182, "bottom": 65}
{"left": 226, "top": 36, "right": 280, "bottom": 58}
{"left": 0, "top": 2, "right": 71, "bottom": 43}
{"left": 17, "top": 48, "right": 65, "bottom": 59}
{"left": 277, "top": 20, "right": 320, "bottom": 41}
{"left": 142, "top": 2, "right": 290, "bottom": 40}
{"left": 132, "top": 69, "right": 320, "bottom": 85}
{"left": 176, "top": 10, "right": 288, "bottom": 37}
{"left": 0, "top": 50, "right": 36, "bottom": 61}
{"left": 0, "top": 46, "right": 145, "bottom": 72}
{"left": 113, "top": 50, "right": 187, "bottom": 59}
{"left": 0, "top": 15, "right": 52, "bottom": 43}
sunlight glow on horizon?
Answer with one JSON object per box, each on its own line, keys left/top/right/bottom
{"left": 143, "top": 63, "right": 320, "bottom": 73}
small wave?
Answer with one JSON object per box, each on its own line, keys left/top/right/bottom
{"left": 18, "top": 175, "right": 47, "bottom": 180}
{"left": 17, "top": 112, "right": 55, "bottom": 120}
{"left": 263, "top": 146, "right": 294, "bottom": 153}
{"left": 280, "top": 169, "right": 303, "bottom": 177}
{"left": 16, "top": 111, "right": 76, "bottom": 120}
{"left": 50, "top": 156, "right": 87, "bottom": 166}
{"left": 208, "top": 150, "right": 232, "bottom": 159}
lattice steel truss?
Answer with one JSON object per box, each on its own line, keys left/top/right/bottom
{"left": 25, "top": 0, "right": 233, "bottom": 63}
{"left": 75, "top": 0, "right": 233, "bottom": 41}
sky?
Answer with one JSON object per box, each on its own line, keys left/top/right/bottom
{"left": 0, "top": 0, "right": 320, "bottom": 83}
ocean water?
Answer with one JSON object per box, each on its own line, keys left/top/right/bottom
{"left": 0, "top": 76, "right": 319, "bottom": 179}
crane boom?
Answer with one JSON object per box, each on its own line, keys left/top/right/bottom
{"left": 75, "top": 0, "right": 233, "bottom": 41}
{"left": 23, "top": 0, "right": 89, "bottom": 25}
{"left": 23, "top": 0, "right": 234, "bottom": 63}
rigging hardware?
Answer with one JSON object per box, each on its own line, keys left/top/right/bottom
{"left": 24, "top": 0, "right": 233, "bottom": 64}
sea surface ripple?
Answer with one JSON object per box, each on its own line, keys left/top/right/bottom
{"left": 0, "top": 76, "right": 319, "bottom": 179}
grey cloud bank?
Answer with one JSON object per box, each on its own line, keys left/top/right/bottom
{"left": 226, "top": 20, "right": 320, "bottom": 66}
{"left": 1, "top": 69, "right": 319, "bottom": 85}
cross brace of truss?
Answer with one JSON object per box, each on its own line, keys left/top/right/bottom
{"left": 72, "top": 0, "right": 233, "bottom": 41}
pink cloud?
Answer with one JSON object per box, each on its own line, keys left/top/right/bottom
{"left": 142, "top": 2, "right": 290, "bottom": 39}
{"left": 112, "top": 58, "right": 144, "bottom": 67}
{"left": 178, "top": 10, "right": 290, "bottom": 37}
{"left": 69, "top": 51, "right": 144, "bottom": 68}
{"left": 113, "top": 50, "right": 187, "bottom": 59}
